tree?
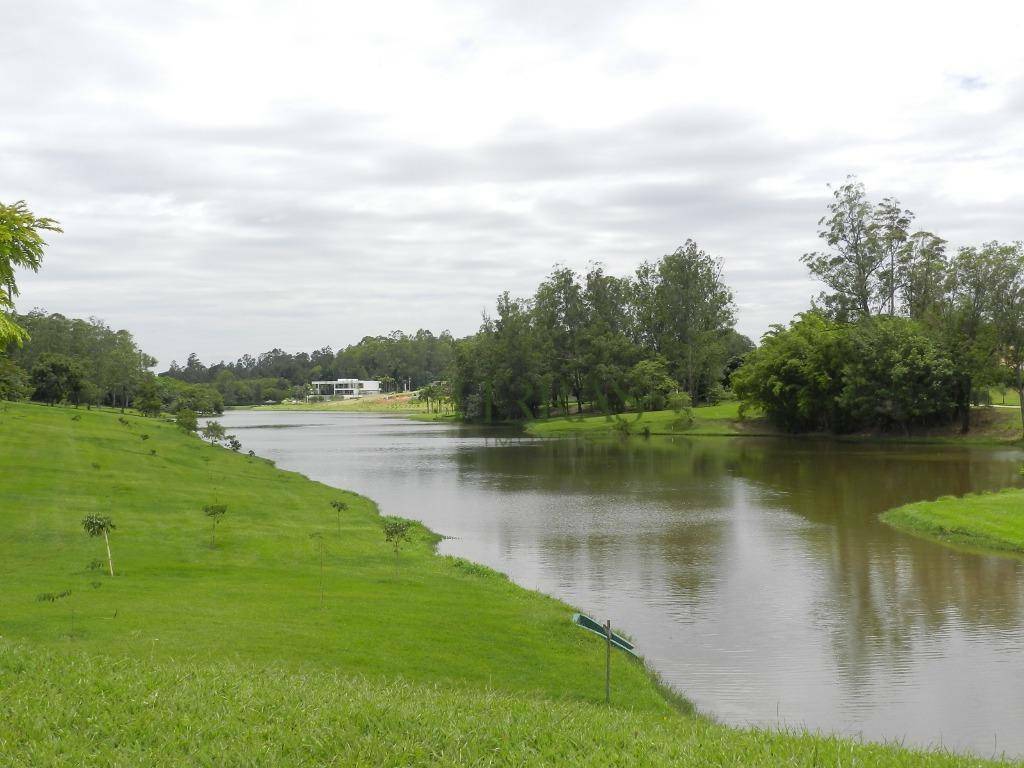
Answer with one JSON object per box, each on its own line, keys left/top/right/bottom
{"left": 987, "top": 242, "right": 1024, "bottom": 435}
{"left": 628, "top": 358, "right": 677, "bottom": 412}
{"left": 330, "top": 499, "right": 348, "bottom": 537}
{"left": 635, "top": 241, "right": 735, "bottom": 402}
{"left": 176, "top": 408, "right": 198, "bottom": 433}
{"left": 382, "top": 518, "right": 412, "bottom": 567}
{"left": 135, "top": 375, "right": 162, "bottom": 417}
{"left": 200, "top": 420, "right": 227, "bottom": 443}
{"left": 30, "top": 353, "right": 84, "bottom": 405}
{"left": 802, "top": 180, "right": 902, "bottom": 321}
{"left": 0, "top": 356, "right": 30, "bottom": 401}
{"left": 82, "top": 515, "right": 116, "bottom": 576}
{"left": 203, "top": 504, "right": 228, "bottom": 546}
{"left": 0, "top": 201, "right": 61, "bottom": 346}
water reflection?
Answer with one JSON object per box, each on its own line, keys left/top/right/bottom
{"left": 221, "top": 411, "right": 1024, "bottom": 756}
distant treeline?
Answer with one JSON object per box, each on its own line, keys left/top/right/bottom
{"left": 160, "top": 330, "right": 457, "bottom": 405}
{"left": 1, "top": 311, "right": 224, "bottom": 414}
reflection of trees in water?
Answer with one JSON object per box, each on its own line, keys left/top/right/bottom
{"left": 452, "top": 436, "right": 739, "bottom": 606}
{"left": 729, "top": 439, "right": 1024, "bottom": 687}
{"left": 455, "top": 435, "right": 1024, "bottom": 689}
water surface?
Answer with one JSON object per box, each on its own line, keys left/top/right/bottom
{"left": 220, "top": 410, "right": 1024, "bottom": 757}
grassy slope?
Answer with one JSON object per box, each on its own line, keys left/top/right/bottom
{"left": 245, "top": 392, "right": 434, "bottom": 413}
{"left": 0, "top": 402, "right": 1013, "bottom": 766}
{"left": 882, "top": 489, "right": 1024, "bottom": 555}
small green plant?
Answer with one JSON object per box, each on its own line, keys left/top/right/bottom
{"left": 90, "top": 462, "right": 101, "bottom": 470}
{"left": 140, "top": 434, "right": 150, "bottom": 441}
{"left": 117, "top": 416, "right": 130, "bottom": 427}
{"left": 81, "top": 515, "right": 115, "bottom": 576}
{"left": 71, "top": 414, "right": 81, "bottom": 421}
{"left": 36, "top": 589, "right": 71, "bottom": 603}
{"left": 382, "top": 518, "right": 412, "bottom": 568}
{"left": 149, "top": 448, "right": 157, "bottom": 456}
{"left": 330, "top": 500, "right": 349, "bottom": 537}
{"left": 203, "top": 504, "right": 228, "bottom": 547}
{"left": 86, "top": 558, "right": 104, "bottom": 571}
{"left": 227, "top": 436, "right": 242, "bottom": 452}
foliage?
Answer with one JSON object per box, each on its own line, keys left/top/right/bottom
{"left": 175, "top": 408, "right": 198, "bottom": 433}
{"left": 30, "top": 353, "right": 86, "bottom": 406}
{"left": 134, "top": 375, "right": 163, "bottom": 416}
{"left": 382, "top": 517, "right": 412, "bottom": 559}
{"left": 200, "top": 420, "right": 227, "bottom": 443}
{"left": 161, "top": 330, "right": 457, "bottom": 405}
{"left": 0, "top": 355, "right": 31, "bottom": 400}
{"left": 628, "top": 358, "right": 677, "bottom": 412}
{"left": 453, "top": 245, "right": 745, "bottom": 421}
{"left": 81, "top": 513, "right": 115, "bottom": 576}
{"left": 7, "top": 311, "right": 156, "bottom": 409}
{"left": 734, "top": 314, "right": 955, "bottom": 434}
{"left": 0, "top": 201, "right": 61, "bottom": 346}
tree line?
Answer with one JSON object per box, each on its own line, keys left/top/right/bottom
{"left": 450, "top": 242, "right": 751, "bottom": 421}
{"left": 161, "top": 330, "right": 456, "bottom": 405}
{"left": 735, "top": 179, "right": 1024, "bottom": 435}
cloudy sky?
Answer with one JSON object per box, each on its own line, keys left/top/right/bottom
{"left": 3, "top": 0, "right": 1023, "bottom": 368}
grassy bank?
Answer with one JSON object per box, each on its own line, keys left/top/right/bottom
{"left": 0, "top": 401, "right": 1014, "bottom": 765}
{"left": 882, "top": 488, "right": 1024, "bottom": 555}
{"left": 525, "top": 401, "right": 1023, "bottom": 444}
{"left": 243, "top": 392, "right": 450, "bottom": 415}
{"left": 525, "top": 401, "right": 765, "bottom": 438}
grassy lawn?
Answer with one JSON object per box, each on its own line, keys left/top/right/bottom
{"left": 525, "top": 401, "right": 771, "bottom": 437}
{"left": 882, "top": 488, "right": 1024, "bottom": 555}
{"left": 990, "top": 388, "right": 1022, "bottom": 407}
{"left": 0, "top": 401, "right": 1014, "bottom": 765}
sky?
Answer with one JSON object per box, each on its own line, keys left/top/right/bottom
{"left": 3, "top": 0, "right": 1023, "bottom": 369}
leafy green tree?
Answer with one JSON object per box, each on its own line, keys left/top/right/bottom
{"left": 176, "top": 408, "right": 198, "bottom": 433}
{"left": 382, "top": 518, "right": 412, "bottom": 567}
{"left": 732, "top": 313, "right": 846, "bottom": 432}
{"left": 30, "top": 353, "right": 85, "bottom": 405}
{"left": 634, "top": 241, "right": 735, "bottom": 402}
{"left": 0, "top": 356, "right": 30, "bottom": 400}
{"left": 987, "top": 242, "right": 1024, "bottom": 435}
{"left": 838, "top": 317, "right": 955, "bottom": 435}
{"left": 134, "top": 375, "right": 162, "bottom": 417}
{"left": 628, "top": 358, "right": 677, "bottom": 412}
{"left": 200, "top": 420, "right": 227, "bottom": 443}
{"left": 0, "top": 201, "right": 61, "bottom": 346}
{"left": 203, "top": 504, "right": 228, "bottom": 547}
{"left": 82, "top": 515, "right": 116, "bottom": 576}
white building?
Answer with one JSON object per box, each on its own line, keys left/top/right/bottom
{"left": 308, "top": 378, "right": 382, "bottom": 400}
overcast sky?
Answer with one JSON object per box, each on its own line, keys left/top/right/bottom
{"left": 3, "top": 1, "right": 1023, "bottom": 368}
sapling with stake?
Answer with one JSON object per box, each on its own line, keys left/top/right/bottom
{"left": 382, "top": 518, "right": 412, "bottom": 572}
{"left": 82, "top": 515, "right": 115, "bottom": 576}
{"left": 204, "top": 504, "right": 228, "bottom": 547}
{"left": 330, "top": 499, "right": 348, "bottom": 537}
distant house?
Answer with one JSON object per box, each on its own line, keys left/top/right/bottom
{"left": 308, "top": 379, "right": 382, "bottom": 400}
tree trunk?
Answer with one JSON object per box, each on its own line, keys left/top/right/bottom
{"left": 103, "top": 530, "right": 114, "bottom": 576}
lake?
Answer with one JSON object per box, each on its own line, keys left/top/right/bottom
{"left": 219, "top": 410, "right": 1024, "bottom": 757}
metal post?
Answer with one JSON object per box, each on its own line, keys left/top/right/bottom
{"left": 605, "top": 619, "right": 611, "bottom": 704}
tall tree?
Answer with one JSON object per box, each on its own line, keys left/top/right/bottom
{"left": 0, "top": 201, "right": 61, "bottom": 346}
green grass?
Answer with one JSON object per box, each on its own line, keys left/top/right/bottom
{"left": 0, "top": 401, "right": 1016, "bottom": 765}
{"left": 882, "top": 488, "right": 1024, "bottom": 555}
{"left": 525, "top": 401, "right": 769, "bottom": 437}
{"left": 990, "top": 388, "right": 1021, "bottom": 407}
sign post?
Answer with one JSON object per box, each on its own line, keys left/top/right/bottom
{"left": 604, "top": 619, "right": 612, "bottom": 704}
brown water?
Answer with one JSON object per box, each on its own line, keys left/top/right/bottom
{"left": 220, "top": 410, "right": 1024, "bottom": 757}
